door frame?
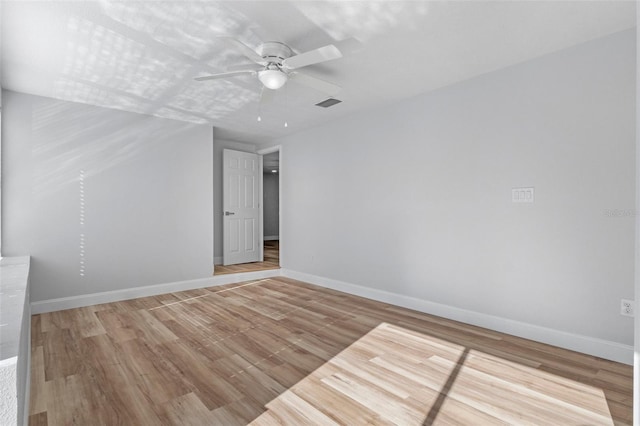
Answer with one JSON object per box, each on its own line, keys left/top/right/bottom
{"left": 257, "top": 145, "right": 283, "bottom": 268}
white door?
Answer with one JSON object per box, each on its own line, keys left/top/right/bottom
{"left": 223, "top": 149, "right": 263, "bottom": 266}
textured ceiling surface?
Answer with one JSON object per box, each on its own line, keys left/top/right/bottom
{"left": 1, "top": 1, "right": 636, "bottom": 144}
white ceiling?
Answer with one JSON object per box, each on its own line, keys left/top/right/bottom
{"left": 1, "top": 1, "right": 636, "bottom": 145}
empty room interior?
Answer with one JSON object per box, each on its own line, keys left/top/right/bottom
{"left": 0, "top": 1, "right": 638, "bottom": 425}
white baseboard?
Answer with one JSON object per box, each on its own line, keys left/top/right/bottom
{"left": 30, "top": 267, "right": 633, "bottom": 364}
{"left": 281, "top": 269, "right": 633, "bottom": 365}
{"left": 31, "top": 269, "right": 282, "bottom": 314}
{"left": 214, "top": 256, "right": 223, "bottom": 265}
{"left": 264, "top": 236, "right": 279, "bottom": 241}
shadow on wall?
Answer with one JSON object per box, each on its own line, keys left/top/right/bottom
{"left": 4, "top": 91, "right": 214, "bottom": 301}
{"left": 31, "top": 97, "right": 199, "bottom": 198}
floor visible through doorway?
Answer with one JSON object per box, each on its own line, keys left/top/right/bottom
{"left": 214, "top": 240, "right": 280, "bottom": 275}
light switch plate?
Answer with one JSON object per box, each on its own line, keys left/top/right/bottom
{"left": 512, "top": 187, "right": 534, "bottom": 203}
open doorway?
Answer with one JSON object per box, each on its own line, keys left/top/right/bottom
{"left": 262, "top": 150, "right": 280, "bottom": 265}
{"left": 215, "top": 147, "right": 281, "bottom": 275}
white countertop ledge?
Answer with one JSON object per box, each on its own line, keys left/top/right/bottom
{"left": 0, "top": 256, "right": 31, "bottom": 426}
{"left": 0, "top": 256, "right": 30, "bottom": 362}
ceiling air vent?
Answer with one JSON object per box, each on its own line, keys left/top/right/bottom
{"left": 315, "top": 98, "right": 342, "bottom": 108}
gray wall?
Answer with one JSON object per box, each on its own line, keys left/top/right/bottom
{"left": 634, "top": 7, "right": 639, "bottom": 423}
{"left": 263, "top": 172, "right": 279, "bottom": 238}
{"left": 2, "top": 91, "right": 214, "bottom": 302}
{"left": 212, "top": 138, "right": 256, "bottom": 263}
{"left": 277, "top": 30, "right": 636, "bottom": 346}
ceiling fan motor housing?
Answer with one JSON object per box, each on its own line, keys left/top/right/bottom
{"left": 258, "top": 42, "right": 293, "bottom": 65}
{"left": 194, "top": 38, "right": 342, "bottom": 95}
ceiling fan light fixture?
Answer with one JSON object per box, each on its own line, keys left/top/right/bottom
{"left": 258, "top": 69, "right": 288, "bottom": 90}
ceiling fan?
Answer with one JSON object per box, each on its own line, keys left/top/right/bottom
{"left": 195, "top": 37, "right": 343, "bottom": 95}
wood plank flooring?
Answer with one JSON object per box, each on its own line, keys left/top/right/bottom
{"left": 214, "top": 240, "right": 279, "bottom": 275}
{"left": 29, "top": 277, "right": 632, "bottom": 425}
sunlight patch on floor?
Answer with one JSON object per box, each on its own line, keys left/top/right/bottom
{"left": 250, "top": 322, "right": 613, "bottom": 425}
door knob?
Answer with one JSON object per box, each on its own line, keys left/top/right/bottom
{"left": 224, "top": 211, "right": 235, "bottom": 216}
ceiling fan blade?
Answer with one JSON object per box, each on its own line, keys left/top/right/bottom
{"left": 218, "top": 36, "right": 267, "bottom": 65}
{"left": 282, "top": 44, "right": 342, "bottom": 70}
{"left": 194, "top": 70, "right": 256, "bottom": 81}
{"left": 291, "top": 72, "right": 341, "bottom": 95}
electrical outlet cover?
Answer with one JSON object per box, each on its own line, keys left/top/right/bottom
{"left": 621, "top": 299, "right": 635, "bottom": 317}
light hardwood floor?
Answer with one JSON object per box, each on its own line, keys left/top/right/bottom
{"left": 214, "top": 240, "right": 280, "bottom": 275}
{"left": 29, "top": 277, "right": 632, "bottom": 425}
